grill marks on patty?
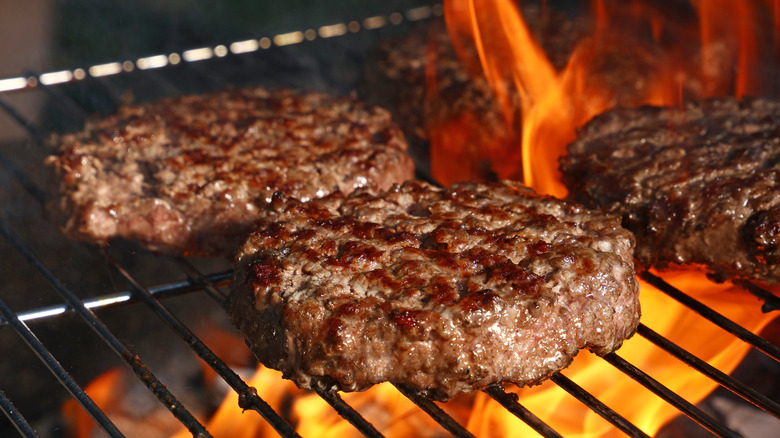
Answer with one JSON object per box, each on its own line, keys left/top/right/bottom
{"left": 560, "top": 97, "right": 780, "bottom": 284}
{"left": 45, "top": 87, "right": 414, "bottom": 257}
{"left": 227, "top": 180, "right": 640, "bottom": 400}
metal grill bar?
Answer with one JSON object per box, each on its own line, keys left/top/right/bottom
{"left": 0, "top": 272, "right": 232, "bottom": 327}
{"left": 27, "top": 70, "right": 89, "bottom": 124}
{"left": 0, "top": 148, "right": 46, "bottom": 205}
{"left": 637, "top": 323, "right": 780, "bottom": 418}
{"left": 99, "top": 249, "right": 301, "bottom": 438}
{"left": 484, "top": 386, "right": 563, "bottom": 438}
{"left": 602, "top": 353, "right": 743, "bottom": 438}
{"left": 312, "top": 380, "right": 385, "bottom": 438}
{"left": 549, "top": 373, "right": 651, "bottom": 438}
{"left": 0, "top": 218, "right": 211, "bottom": 437}
{"left": 0, "top": 389, "right": 37, "bottom": 438}
{"left": 0, "top": 95, "right": 45, "bottom": 143}
{"left": 0, "top": 281, "right": 122, "bottom": 437}
{"left": 640, "top": 271, "right": 780, "bottom": 362}
{"left": 175, "top": 258, "right": 230, "bottom": 303}
{"left": 394, "top": 383, "right": 476, "bottom": 438}
{"left": 732, "top": 280, "right": 780, "bottom": 313}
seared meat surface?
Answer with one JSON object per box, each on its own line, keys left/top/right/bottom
{"left": 45, "top": 87, "right": 414, "bottom": 258}
{"left": 560, "top": 97, "right": 780, "bottom": 284}
{"left": 227, "top": 180, "right": 640, "bottom": 400}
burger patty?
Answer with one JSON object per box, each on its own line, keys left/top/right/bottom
{"left": 560, "top": 97, "right": 780, "bottom": 284}
{"left": 45, "top": 87, "right": 414, "bottom": 258}
{"left": 227, "top": 180, "right": 640, "bottom": 400}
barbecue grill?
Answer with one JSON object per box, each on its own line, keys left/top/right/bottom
{"left": 1, "top": 1, "right": 779, "bottom": 437}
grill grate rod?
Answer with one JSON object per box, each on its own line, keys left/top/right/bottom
{"left": 0, "top": 285, "right": 121, "bottom": 437}
{"left": 28, "top": 71, "right": 90, "bottom": 123}
{"left": 549, "top": 373, "right": 651, "bottom": 438}
{"left": 0, "top": 218, "right": 211, "bottom": 438}
{"left": 0, "top": 148, "right": 46, "bottom": 205}
{"left": 175, "top": 258, "right": 230, "bottom": 303}
{"left": 312, "top": 380, "right": 385, "bottom": 438}
{"left": 732, "top": 280, "right": 780, "bottom": 313}
{"left": 0, "top": 272, "right": 232, "bottom": 327}
{"left": 0, "top": 94, "right": 46, "bottom": 144}
{"left": 640, "top": 271, "right": 780, "bottom": 363}
{"left": 0, "top": 389, "right": 37, "bottom": 438}
{"left": 394, "top": 383, "right": 476, "bottom": 438}
{"left": 99, "top": 249, "right": 301, "bottom": 438}
{"left": 484, "top": 385, "right": 563, "bottom": 438}
{"left": 637, "top": 323, "right": 780, "bottom": 418}
{"left": 602, "top": 352, "right": 743, "bottom": 438}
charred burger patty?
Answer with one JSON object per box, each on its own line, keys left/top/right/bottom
{"left": 227, "top": 180, "right": 640, "bottom": 400}
{"left": 46, "top": 87, "right": 414, "bottom": 257}
{"left": 560, "top": 97, "right": 780, "bottom": 284}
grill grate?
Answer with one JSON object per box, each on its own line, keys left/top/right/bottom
{"left": 1, "top": 4, "right": 779, "bottom": 437}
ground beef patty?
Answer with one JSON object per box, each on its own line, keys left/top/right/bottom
{"left": 45, "top": 87, "right": 414, "bottom": 258}
{"left": 560, "top": 97, "right": 780, "bottom": 284}
{"left": 227, "top": 180, "right": 640, "bottom": 400}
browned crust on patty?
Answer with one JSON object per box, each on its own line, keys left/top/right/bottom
{"left": 227, "top": 180, "right": 640, "bottom": 400}
{"left": 45, "top": 87, "right": 414, "bottom": 257}
{"left": 560, "top": 97, "right": 780, "bottom": 284}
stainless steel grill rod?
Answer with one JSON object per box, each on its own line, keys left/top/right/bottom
{"left": 637, "top": 323, "right": 780, "bottom": 418}
{"left": 0, "top": 288, "right": 122, "bottom": 437}
{"left": 484, "top": 386, "right": 563, "bottom": 438}
{"left": 312, "top": 380, "right": 385, "bottom": 438}
{"left": 640, "top": 271, "right": 780, "bottom": 362}
{"left": 550, "top": 373, "right": 651, "bottom": 438}
{"left": 100, "top": 249, "right": 301, "bottom": 438}
{"left": 602, "top": 352, "right": 743, "bottom": 438}
{"left": 0, "top": 218, "right": 210, "bottom": 438}
{"left": 733, "top": 280, "right": 780, "bottom": 313}
{"left": 0, "top": 389, "right": 37, "bottom": 438}
{"left": 0, "top": 148, "right": 46, "bottom": 205}
{"left": 0, "top": 94, "right": 45, "bottom": 143}
{"left": 394, "top": 383, "right": 476, "bottom": 438}
{"left": 28, "top": 71, "right": 89, "bottom": 124}
{"left": 0, "top": 272, "right": 232, "bottom": 328}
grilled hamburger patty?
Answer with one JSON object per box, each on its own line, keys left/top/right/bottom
{"left": 45, "top": 87, "right": 414, "bottom": 257}
{"left": 227, "top": 180, "right": 640, "bottom": 400}
{"left": 560, "top": 97, "right": 780, "bottom": 284}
